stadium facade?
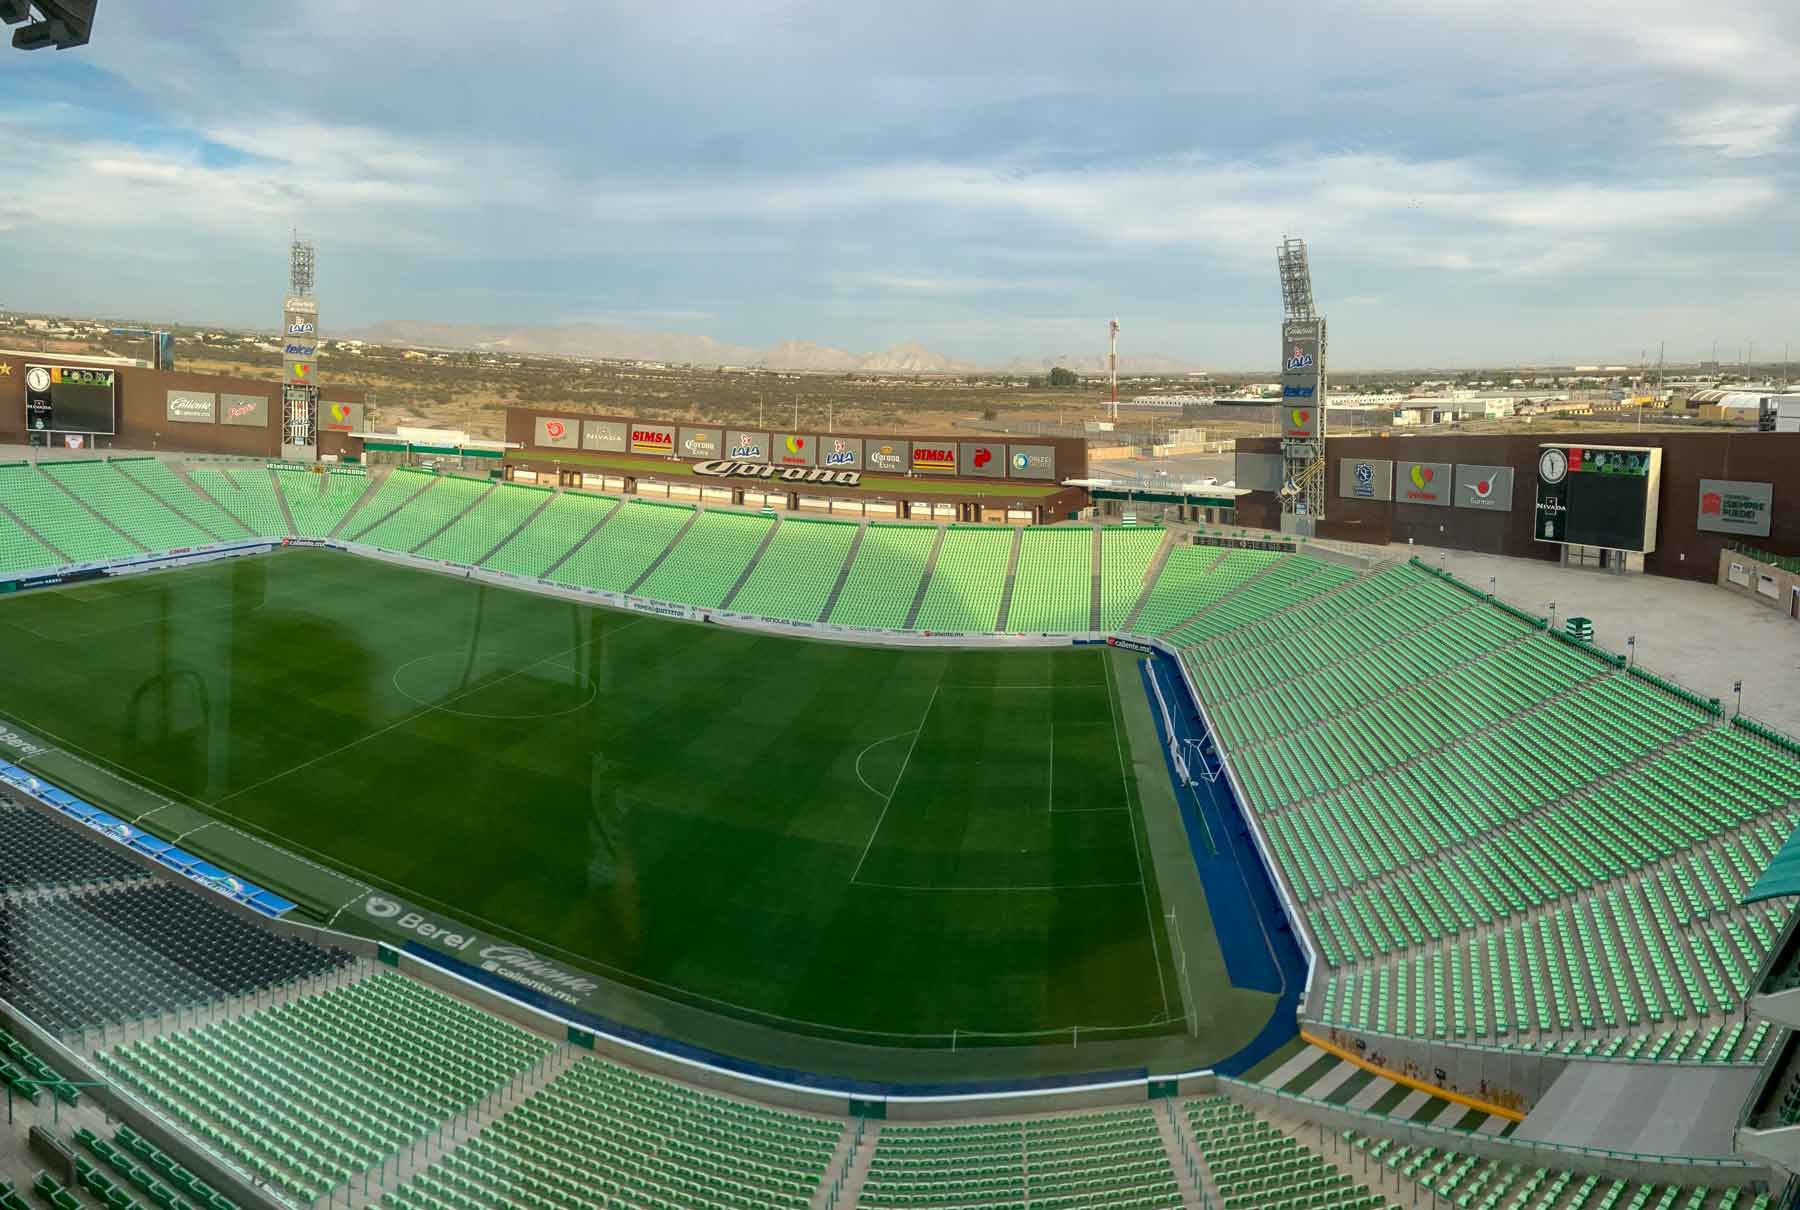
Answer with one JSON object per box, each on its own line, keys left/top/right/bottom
{"left": 1238, "top": 430, "right": 1800, "bottom": 581}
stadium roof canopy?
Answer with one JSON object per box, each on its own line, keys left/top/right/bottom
{"left": 1743, "top": 821, "right": 1800, "bottom": 903}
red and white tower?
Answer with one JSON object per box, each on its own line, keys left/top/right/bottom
{"left": 1108, "top": 318, "right": 1120, "bottom": 418}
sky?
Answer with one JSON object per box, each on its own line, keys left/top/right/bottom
{"left": 0, "top": 0, "right": 1796, "bottom": 369}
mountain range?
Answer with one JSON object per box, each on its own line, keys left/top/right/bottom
{"left": 350, "top": 320, "right": 1203, "bottom": 376}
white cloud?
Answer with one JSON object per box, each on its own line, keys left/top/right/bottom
{"left": 1667, "top": 103, "right": 1797, "bottom": 157}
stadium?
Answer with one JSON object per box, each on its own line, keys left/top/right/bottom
{"left": 4, "top": 347, "right": 1800, "bottom": 1210}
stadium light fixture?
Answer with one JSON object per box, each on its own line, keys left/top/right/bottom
{"left": 3, "top": 0, "right": 94, "bottom": 50}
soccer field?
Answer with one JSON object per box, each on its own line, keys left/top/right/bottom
{"left": 0, "top": 549, "right": 1195, "bottom": 1044}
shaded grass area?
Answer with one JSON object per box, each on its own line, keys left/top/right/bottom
{"left": 0, "top": 550, "right": 1201, "bottom": 1048}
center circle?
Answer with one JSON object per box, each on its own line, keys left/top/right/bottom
{"left": 391, "top": 650, "right": 599, "bottom": 720}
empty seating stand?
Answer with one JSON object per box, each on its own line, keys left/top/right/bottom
{"left": 0, "top": 880, "right": 351, "bottom": 1035}
{"left": 418, "top": 481, "right": 548, "bottom": 565}
{"left": 862, "top": 1107, "right": 1181, "bottom": 1210}
{"left": 828, "top": 523, "right": 937, "bottom": 628}
{"left": 483, "top": 490, "right": 616, "bottom": 578}
{"left": 275, "top": 464, "right": 370, "bottom": 538}
{"left": 188, "top": 468, "right": 290, "bottom": 538}
{"left": 727, "top": 516, "right": 857, "bottom": 621}
{"left": 1346, "top": 1128, "right": 1772, "bottom": 1210}
{"left": 0, "top": 800, "right": 145, "bottom": 891}
{"left": 913, "top": 526, "right": 1013, "bottom": 632}
{"left": 0, "top": 502, "right": 58, "bottom": 574}
{"left": 0, "top": 463, "right": 139, "bottom": 564}
{"left": 355, "top": 474, "right": 490, "bottom": 553}
{"left": 1189, "top": 1096, "right": 1395, "bottom": 1210}
{"left": 1099, "top": 526, "right": 1164, "bottom": 630}
{"left": 636, "top": 508, "right": 773, "bottom": 608}
{"left": 1006, "top": 526, "right": 1092, "bottom": 632}
{"left": 40, "top": 461, "right": 214, "bottom": 553}
{"left": 99, "top": 972, "right": 554, "bottom": 1204}
{"left": 1130, "top": 546, "right": 1279, "bottom": 636}
{"left": 115, "top": 459, "right": 252, "bottom": 543}
{"left": 382, "top": 1055, "right": 841, "bottom": 1210}
{"left": 550, "top": 499, "right": 692, "bottom": 595}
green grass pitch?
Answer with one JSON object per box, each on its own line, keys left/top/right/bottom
{"left": 0, "top": 550, "right": 1189, "bottom": 1043}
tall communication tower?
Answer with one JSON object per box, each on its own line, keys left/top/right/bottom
{"left": 1276, "top": 236, "right": 1328, "bottom": 531}
{"left": 1108, "top": 318, "right": 1120, "bottom": 418}
{"left": 281, "top": 231, "right": 320, "bottom": 457}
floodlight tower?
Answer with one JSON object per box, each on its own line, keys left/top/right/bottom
{"left": 281, "top": 231, "right": 320, "bottom": 458}
{"left": 1108, "top": 318, "right": 1120, "bottom": 418}
{"left": 1276, "top": 236, "right": 1328, "bottom": 531}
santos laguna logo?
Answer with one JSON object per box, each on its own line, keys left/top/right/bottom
{"left": 694, "top": 459, "right": 860, "bottom": 486}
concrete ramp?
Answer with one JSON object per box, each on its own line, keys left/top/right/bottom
{"left": 1516, "top": 1060, "right": 1761, "bottom": 1157}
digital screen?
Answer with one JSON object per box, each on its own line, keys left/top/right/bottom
{"left": 1535, "top": 444, "right": 1658, "bottom": 552}
{"left": 1564, "top": 472, "right": 1649, "bottom": 550}
{"left": 34, "top": 365, "right": 117, "bottom": 434}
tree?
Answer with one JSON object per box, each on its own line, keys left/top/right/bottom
{"left": 1048, "top": 366, "right": 1080, "bottom": 387}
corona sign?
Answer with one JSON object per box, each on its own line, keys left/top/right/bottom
{"left": 693, "top": 460, "right": 861, "bottom": 486}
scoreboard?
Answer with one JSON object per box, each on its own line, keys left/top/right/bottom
{"left": 25, "top": 364, "right": 117, "bottom": 436}
{"left": 1534, "top": 443, "right": 1662, "bottom": 553}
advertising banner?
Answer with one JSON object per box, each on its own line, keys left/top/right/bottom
{"left": 959, "top": 441, "right": 1005, "bottom": 478}
{"left": 630, "top": 423, "right": 675, "bottom": 455}
{"left": 1697, "top": 478, "right": 1773, "bottom": 537}
{"left": 818, "top": 436, "right": 864, "bottom": 471}
{"left": 166, "top": 389, "right": 217, "bottom": 424}
{"left": 678, "top": 426, "right": 723, "bottom": 460}
{"left": 1337, "top": 458, "right": 1393, "bottom": 501}
{"left": 726, "top": 429, "right": 771, "bottom": 462}
{"left": 282, "top": 312, "right": 318, "bottom": 339}
{"left": 320, "top": 401, "right": 364, "bottom": 432}
{"left": 535, "top": 416, "right": 578, "bottom": 449}
{"left": 1396, "top": 460, "right": 1452, "bottom": 507}
{"left": 866, "top": 440, "right": 906, "bottom": 473}
{"left": 1453, "top": 464, "right": 1514, "bottom": 512}
{"left": 581, "top": 419, "right": 628, "bottom": 452}
{"left": 220, "top": 393, "right": 270, "bottom": 428}
{"left": 1281, "top": 403, "right": 1319, "bottom": 440}
{"left": 281, "top": 339, "right": 318, "bottom": 359}
{"left": 911, "top": 442, "right": 957, "bottom": 474}
{"left": 772, "top": 433, "right": 815, "bottom": 467}
{"left": 283, "top": 358, "right": 316, "bottom": 387}
{"left": 1007, "top": 444, "right": 1057, "bottom": 480}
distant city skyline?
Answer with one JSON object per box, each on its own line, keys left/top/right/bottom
{"left": 0, "top": 1, "right": 1794, "bottom": 370}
